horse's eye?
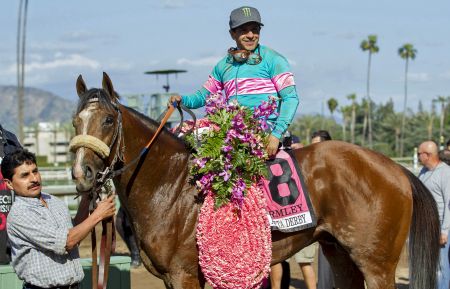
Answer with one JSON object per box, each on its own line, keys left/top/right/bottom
{"left": 72, "top": 118, "right": 80, "bottom": 128}
{"left": 103, "top": 116, "right": 114, "bottom": 126}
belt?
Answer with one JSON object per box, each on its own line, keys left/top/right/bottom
{"left": 23, "top": 282, "right": 80, "bottom": 289}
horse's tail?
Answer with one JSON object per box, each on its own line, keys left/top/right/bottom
{"left": 402, "top": 167, "right": 440, "bottom": 289}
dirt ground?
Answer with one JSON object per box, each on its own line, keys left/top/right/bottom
{"left": 79, "top": 225, "right": 410, "bottom": 289}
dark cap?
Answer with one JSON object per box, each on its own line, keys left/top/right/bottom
{"left": 229, "top": 6, "right": 264, "bottom": 29}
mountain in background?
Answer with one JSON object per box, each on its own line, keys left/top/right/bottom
{"left": 0, "top": 86, "right": 76, "bottom": 133}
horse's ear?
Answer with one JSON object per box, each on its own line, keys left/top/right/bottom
{"left": 102, "top": 72, "right": 118, "bottom": 102}
{"left": 76, "top": 75, "right": 87, "bottom": 97}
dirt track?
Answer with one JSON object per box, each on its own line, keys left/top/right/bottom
{"left": 79, "top": 225, "right": 410, "bottom": 289}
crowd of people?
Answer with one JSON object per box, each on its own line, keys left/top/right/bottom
{"left": 0, "top": 4, "right": 449, "bottom": 289}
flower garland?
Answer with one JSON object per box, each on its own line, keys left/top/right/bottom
{"left": 186, "top": 93, "right": 277, "bottom": 209}
{"left": 196, "top": 184, "right": 272, "bottom": 289}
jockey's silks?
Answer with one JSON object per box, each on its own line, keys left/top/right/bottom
{"left": 181, "top": 45, "right": 299, "bottom": 139}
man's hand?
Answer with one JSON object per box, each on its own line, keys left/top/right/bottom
{"left": 440, "top": 233, "right": 448, "bottom": 246}
{"left": 66, "top": 195, "right": 116, "bottom": 251}
{"left": 168, "top": 95, "right": 182, "bottom": 107}
{"left": 91, "top": 195, "right": 116, "bottom": 222}
{"left": 266, "top": 134, "right": 280, "bottom": 157}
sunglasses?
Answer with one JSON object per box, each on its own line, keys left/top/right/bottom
{"left": 227, "top": 47, "right": 262, "bottom": 65}
{"left": 417, "top": 152, "right": 430, "bottom": 157}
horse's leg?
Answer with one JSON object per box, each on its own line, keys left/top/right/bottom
{"left": 320, "top": 241, "right": 365, "bottom": 289}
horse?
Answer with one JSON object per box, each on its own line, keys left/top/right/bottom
{"left": 71, "top": 72, "right": 440, "bottom": 289}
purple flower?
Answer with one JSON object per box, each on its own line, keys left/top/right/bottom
{"left": 194, "top": 157, "right": 208, "bottom": 169}
{"left": 222, "top": 145, "right": 232, "bottom": 153}
{"left": 219, "top": 170, "right": 231, "bottom": 181}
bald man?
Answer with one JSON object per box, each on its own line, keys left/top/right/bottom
{"left": 418, "top": 141, "right": 450, "bottom": 289}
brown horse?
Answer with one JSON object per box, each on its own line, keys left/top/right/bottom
{"left": 71, "top": 72, "right": 439, "bottom": 289}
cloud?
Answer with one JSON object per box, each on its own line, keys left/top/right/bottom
{"left": 4, "top": 54, "right": 100, "bottom": 75}
{"left": 59, "top": 31, "right": 118, "bottom": 46}
{"left": 104, "top": 59, "right": 134, "bottom": 71}
{"left": 29, "top": 42, "right": 89, "bottom": 55}
{"left": 176, "top": 56, "right": 221, "bottom": 66}
{"left": 408, "top": 72, "right": 429, "bottom": 82}
{"left": 336, "top": 32, "right": 356, "bottom": 40}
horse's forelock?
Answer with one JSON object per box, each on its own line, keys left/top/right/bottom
{"left": 76, "top": 88, "right": 116, "bottom": 115}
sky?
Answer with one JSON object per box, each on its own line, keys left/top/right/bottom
{"left": 1, "top": 0, "right": 449, "bottom": 116}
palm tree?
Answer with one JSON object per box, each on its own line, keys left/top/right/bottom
{"left": 433, "top": 96, "right": 449, "bottom": 146}
{"left": 292, "top": 115, "right": 319, "bottom": 144}
{"left": 327, "top": 98, "right": 338, "bottom": 121}
{"left": 398, "top": 43, "right": 417, "bottom": 157}
{"left": 340, "top": 105, "right": 352, "bottom": 142}
{"left": 360, "top": 35, "right": 379, "bottom": 149}
{"left": 347, "top": 93, "right": 357, "bottom": 144}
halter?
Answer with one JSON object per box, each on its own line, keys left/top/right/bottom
{"left": 69, "top": 95, "right": 124, "bottom": 200}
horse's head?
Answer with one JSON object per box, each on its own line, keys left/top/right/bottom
{"left": 70, "top": 72, "right": 122, "bottom": 193}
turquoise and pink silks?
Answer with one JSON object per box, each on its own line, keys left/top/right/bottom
{"left": 181, "top": 44, "right": 299, "bottom": 139}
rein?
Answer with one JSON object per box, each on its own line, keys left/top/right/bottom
{"left": 70, "top": 99, "right": 192, "bottom": 289}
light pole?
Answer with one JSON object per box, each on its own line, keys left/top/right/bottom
{"left": 16, "top": 0, "right": 29, "bottom": 143}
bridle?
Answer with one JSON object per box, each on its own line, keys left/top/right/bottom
{"left": 69, "top": 95, "right": 124, "bottom": 289}
{"left": 69, "top": 94, "right": 195, "bottom": 289}
{"left": 69, "top": 95, "right": 124, "bottom": 202}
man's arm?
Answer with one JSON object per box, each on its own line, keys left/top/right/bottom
{"left": 440, "top": 167, "right": 450, "bottom": 245}
{"left": 72, "top": 194, "right": 90, "bottom": 226}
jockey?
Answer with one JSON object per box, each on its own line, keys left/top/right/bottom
{"left": 170, "top": 6, "right": 299, "bottom": 157}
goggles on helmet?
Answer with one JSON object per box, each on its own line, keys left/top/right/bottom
{"left": 227, "top": 47, "right": 262, "bottom": 65}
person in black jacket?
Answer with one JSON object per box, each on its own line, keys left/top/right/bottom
{"left": 0, "top": 124, "right": 22, "bottom": 264}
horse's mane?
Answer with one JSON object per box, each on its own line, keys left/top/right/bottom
{"left": 75, "top": 88, "right": 188, "bottom": 147}
{"left": 124, "top": 105, "right": 188, "bottom": 146}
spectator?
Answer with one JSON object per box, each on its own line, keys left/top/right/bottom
{"left": 0, "top": 124, "right": 21, "bottom": 265}
{"left": 418, "top": 141, "right": 450, "bottom": 289}
{"left": 293, "top": 243, "right": 317, "bottom": 289}
{"left": 311, "top": 130, "right": 332, "bottom": 144}
{"left": 309, "top": 130, "right": 335, "bottom": 289}
{"left": 291, "top": 135, "right": 304, "bottom": 149}
{"left": 2, "top": 149, "right": 116, "bottom": 289}
{"left": 439, "top": 149, "right": 450, "bottom": 166}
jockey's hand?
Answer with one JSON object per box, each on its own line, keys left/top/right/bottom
{"left": 266, "top": 134, "right": 280, "bottom": 157}
{"left": 168, "top": 95, "right": 182, "bottom": 107}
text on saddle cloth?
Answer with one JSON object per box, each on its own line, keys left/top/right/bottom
{"left": 262, "top": 149, "right": 317, "bottom": 232}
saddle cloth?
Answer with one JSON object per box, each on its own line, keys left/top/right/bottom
{"left": 262, "top": 149, "right": 317, "bottom": 232}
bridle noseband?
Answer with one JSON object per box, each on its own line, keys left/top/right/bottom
{"left": 69, "top": 95, "right": 124, "bottom": 201}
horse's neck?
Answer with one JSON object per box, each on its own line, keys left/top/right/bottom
{"left": 118, "top": 106, "right": 191, "bottom": 193}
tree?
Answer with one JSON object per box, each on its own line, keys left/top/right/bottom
{"left": 360, "top": 35, "right": 379, "bottom": 149}
{"left": 340, "top": 105, "right": 352, "bottom": 142}
{"left": 398, "top": 43, "right": 417, "bottom": 156}
{"left": 347, "top": 93, "right": 357, "bottom": 144}
{"left": 327, "top": 98, "right": 338, "bottom": 121}
{"left": 434, "top": 95, "right": 449, "bottom": 146}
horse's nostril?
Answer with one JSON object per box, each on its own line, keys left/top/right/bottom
{"left": 85, "top": 165, "right": 94, "bottom": 180}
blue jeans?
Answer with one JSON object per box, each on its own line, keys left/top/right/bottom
{"left": 437, "top": 236, "right": 450, "bottom": 289}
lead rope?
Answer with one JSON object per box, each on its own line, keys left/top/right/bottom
{"left": 90, "top": 103, "right": 177, "bottom": 289}
{"left": 91, "top": 180, "right": 115, "bottom": 289}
